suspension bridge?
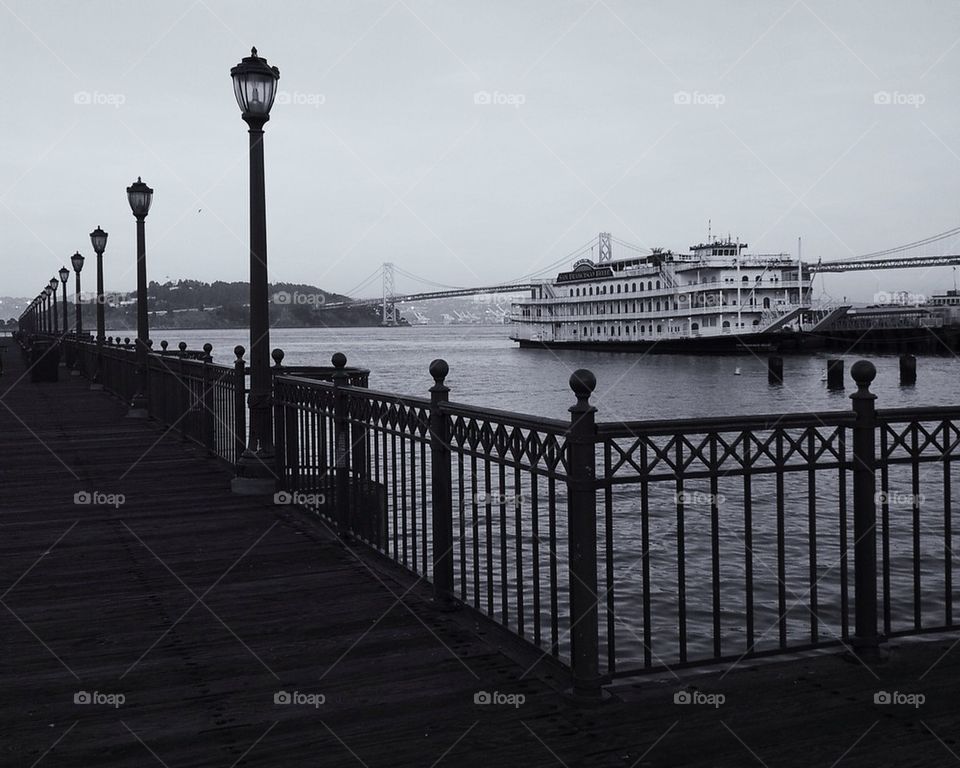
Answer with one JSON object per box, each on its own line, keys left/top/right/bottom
{"left": 319, "top": 228, "right": 960, "bottom": 324}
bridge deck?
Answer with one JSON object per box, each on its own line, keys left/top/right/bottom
{"left": 0, "top": 342, "right": 957, "bottom": 767}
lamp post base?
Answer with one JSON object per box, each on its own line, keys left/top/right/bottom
{"left": 232, "top": 449, "right": 277, "bottom": 495}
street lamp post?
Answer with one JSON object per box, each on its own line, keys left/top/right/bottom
{"left": 42, "top": 289, "right": 50, "bottom": 333}
{"left": 230, "top": 47, "right": 280, "bottom": 495}
{"left": 59, "top": 266, "right": 70, "bottom": 367}
{"left": 49, "top": 278, "right": 60, "bottom": 335}
{"left": 126, "top": 179, "right": 153, "bottom": 418}
{"left": 90, "top": 226, "right": 108, "bottom": 390}
{"left": 71, "top": 251, "right": 84, "bottom": 376}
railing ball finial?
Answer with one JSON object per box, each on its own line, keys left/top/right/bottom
{"left": 202, "top": 342, "right": 213, "bottom": 361}
{"left": 851, "top": 360, "right": 877, "bottom": 396}
{"left": 124, "top": 337, "right": 131, "bottom": 346}
{"left": 272, "top": 348, "right": 284, "bottom": 367}
{"left": 234, "top": 345, "right": 246, "bottom": 362}
{"left": 569, "top": 368, "right": 597, "bottom": 403}
{"left": 332, "top": 352, "right": 347, "bottom": 369}
{"left": 429, "top": 358, "right": 449, "bottom": 387}
{"left": 160, "top": 340, "right": 168, "bottom": 352}
{"left": 178, "top": 341, "right": 187, "bottom": 354}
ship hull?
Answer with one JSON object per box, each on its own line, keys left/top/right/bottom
{"left": 514, "top": 332, "right": 810, "bottom": 355}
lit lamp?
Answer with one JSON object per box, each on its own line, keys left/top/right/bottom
{"left": 230, "top": 47, "right": 280, "bottom": 494}
{"left": 70, "top": 252, "right": 85, "bottom": 376}
{"left": 89, "top": 226, "right": 108, "bottom": 390}
{"left": 126, "top": 178, "right": 153, "bottom": 417}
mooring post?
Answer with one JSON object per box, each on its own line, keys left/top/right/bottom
{"left": 899, "top": 353, "right": 917, "bottom": 386}
{"left": 566, "top": 369, "right": 603, "bottom": 700}
{"left": 332, "top": 352, "right": 351, "bottom": 535}
{"left": 429, "top": 359, "right": 455, "bottom": 607}
{"left": 850, "top": 360, "right": 879, "bottom": 654}
{"left": 827, "top": 358, "right": 845, "bottom": 390}
{"left": 768, "top": 355, "right": 783, "bottom": 385}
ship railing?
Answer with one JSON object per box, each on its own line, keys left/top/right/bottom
{"left": 265, "top": 356, "right": 960, "bottom": 697}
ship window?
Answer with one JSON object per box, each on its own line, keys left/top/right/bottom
{"left": 617, "top": 284, "right": 621, "bottom": 293}
{"left": 691, "top": 322, "right": 699, "bottom": 331}
{"left": 742, "top": 276, "right": 749, "bottom": 282}
{"left": 625, "top": 325, "right": 629, "bottom": 333}
{"left": 722, "top": 320, "right": 730, "bottom": 328}
{"left": 657, "top": 324, "right": 662, "bottom": 333}
{"left": 641, "top": 325, "right": 645, "bottom": 333}
{"left": 647, "top": 281, "right": 652, "bottom": 290}
{"left": 589, "top": 287, "right": 593, "bottom": 295}
{"left": 656, "top": 280, "right": 661, "bottom": 289}
{"left": 656, "top": 301, "right": 661, "bottom": 311}
{"left": 632, "top": 282, "right": 636, "bottom": 292}
{"left": 597, "top": 326, "right": 601, "bottom": 334}
{"left": 752, "top": 320, "right": 760, "bottom": 325}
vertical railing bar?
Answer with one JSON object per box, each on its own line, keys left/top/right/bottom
{"left": 743, "top": 435, "right": 755, "bottom": 651}
{"left": 709, "top": 431, "right": 721, "bottom": 658}
{"left": 641, "top": 440, "right": 652, "bottom": 669}
{"left": 776, "top": 429, "right": 787, "bottom": 648}
{"left": 807, "top": 428, "right": 819, "bottom": 644}
{"left": 676, "top": 437, "right": 687, "bottom": 664}
{"left": 604, "top": 441, "right": 615, "bottom": 674}
{"left": 912, "top": 424, "right": 922, "bottom": 630}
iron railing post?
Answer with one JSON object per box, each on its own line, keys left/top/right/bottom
{"left": 565, "top": 368, "right": 603, "bottom": 700}
{"left": 429, "top": 359, "right": 455, "bottom": 606}
{"left": 178, "top": 342, "right": 189, "bottom": 442}
{"left": 234, "top": 346, "right": 247, "bottom": 466}
{"left": 272, "top": 349, "right": 285, "bottom": 484}
{"left": 201, "top": 343, "right": 215, "bottom": 454}
{"left": 850, "top": 360, "right": 879, "bottom": 653}
{"left": 332, "top": 352, "right": 351, "bottom": 535}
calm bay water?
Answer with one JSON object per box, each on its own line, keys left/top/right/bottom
{"left": 134, "top": 325, "right": 958, "bottom": 420}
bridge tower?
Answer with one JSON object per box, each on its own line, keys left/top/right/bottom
{"left": 597, "top": 232, "right": 612, "bottom": 262}
{"left": 381, "top": 262, "right": 396, "bottom": 326}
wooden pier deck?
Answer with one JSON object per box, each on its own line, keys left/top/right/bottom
{"left": 1, "top": 346, "right": 958, "bottom": 767}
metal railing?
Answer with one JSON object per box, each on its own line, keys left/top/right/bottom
{"left": 52, "top": 335, "right": 960, "bottom": 697}
{"left": 271, "top": 356, "right": 960, "bottom": 698}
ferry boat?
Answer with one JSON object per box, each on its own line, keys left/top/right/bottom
{"left": 510, "top": 234, "right": 816, "bottom": 353}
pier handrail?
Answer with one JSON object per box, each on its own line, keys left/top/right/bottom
{"left": 59, "top": 332, "right": 960, "bottom": 699}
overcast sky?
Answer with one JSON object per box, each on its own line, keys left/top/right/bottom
{"left": 2, "top": 0, "right": 960, "bottom": 302}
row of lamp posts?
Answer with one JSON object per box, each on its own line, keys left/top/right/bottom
{"left": 18, "top": 48, "right": 280, "bottom": 494}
